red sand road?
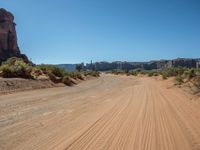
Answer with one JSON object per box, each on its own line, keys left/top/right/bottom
{"left": 0, "top": 74, "right": 200, "bottom": 150}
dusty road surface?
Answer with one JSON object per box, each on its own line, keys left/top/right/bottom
{"left": 0, "top": 74, "right": 200, "bottom": 150}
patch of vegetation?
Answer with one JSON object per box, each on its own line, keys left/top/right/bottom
{"left": 148, "top": 72, "right": 154, "bottom": 77}
{"left": 130, "top": 71, "right": 138, "bottom": 76}
{"left": 146, "top": 71, "right": 158, "bottom": 77}
{"left": 75, "top": 63, "right": 84, "bottom": 72}
{"left": 0, "top": 57, "right": 33, "bottom": 78}
{"left": 85, "top": 71, "right": 100, "bottom": 77}
{"left": 37, "top": 64, "right": 65, "bottom": 78}
{"left": 62, "top": 76, "right": 74, "bottom": 86}
{"left": 66, "top": 71, "right": 85, "bottom": 80}
{"left": 175, "top": 76, "right": 184, "bottom": 85}
{"left": 110, "top": 67, "right": 200, "bottom": 94}
{"left": 161, "top": 73, "right": 167, "bottom": 80}
{"left": 194, "top": 75, "right": 200, "bottom": 90}
{"left": 0, "top": 57, "right": 100, "bottom": 86}
{"left": 111, "top": 70, "right": 125, "bottom": 75}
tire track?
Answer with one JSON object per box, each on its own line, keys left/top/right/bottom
{"left": 1, "top": 75, "right": 200, "bottom": 150}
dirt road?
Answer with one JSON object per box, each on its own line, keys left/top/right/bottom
{"left": 0, "top": 74, "right": 200, "bottom": 150}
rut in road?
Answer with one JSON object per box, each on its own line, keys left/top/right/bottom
{"left": 0, "top": 75, "right": 200, "bottom": 150}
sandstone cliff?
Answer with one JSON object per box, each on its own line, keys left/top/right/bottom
{"left": 0, "top": 8, "right": 28, "bottom": 64}
{"left": 85, "top": 59, "right": 199, "bottom": 71}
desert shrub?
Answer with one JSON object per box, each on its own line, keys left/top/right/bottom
{"left": 148, "top": 72, "right": 154, "bottom": 77}
{"left": 175, "top": 67, "right": 186, "bottom": 76}
{"left": 195, "top": 69, "right": 200, "bottom": 75}
{"left": 183, "top": 69, "right": 196, "bottom": 80}
{"left": 194, "top": 75, "right": 200, "bottom": 90}
{"left": 83, "top": 71, "right": 100, "bottom": 77}
{"left": 83, "top": 71, "right": 89, "bottom": 76}
{"left": 153, "top": 72, "right": 159, "bottom": 76}
{"left": 146, "top": 71, "right": 159, "bottom": 77}
{"left": 159, "top": 67, "right": 186, "bottom": 78}
{"left": 66, "top": 72, "right": 84, "bottom": 80}
{"left": 164, "top": 68, "right": 176, "bottom": 77}
{"left": 31, "top": 67, "right": 43, "bottom": 77}
{"left": 36, "top": 65, "right": 88, "bottom": 82}
{"left": 162, "top": 74, "right": 167, "bottom": 80}
{"left": 167, "top": 68, "right": 177, "bottom": 76}
{"left": 126, "top": 72, "right": 132, "bottom": 76}
{"left": 130, "top": 71, "right": 138, "bottom": 76}
{"left": 175, "top": 76, "right": 184, "bottom": 85}
{"left": 90, "top": 71, "right": 100, "bottom": 77}
{"left": 74, "top": 72, "right": 84, "bottom": 80}
{"left": 125, "top": 69, "right": 129, "bottom": 74}
{"left": 66, "top": 72, "right": 76, "bottom": 79}
{"left": 2, "top": 57, "right": 23, "bottom": 66}
{"left": 0, "top": 57, "right": 33, "bottom": 78}
{"left": 112, "top": 70, "right": 119, "bottom": 75}
{"left": 189, "top": 69, "right": 196, "bottom": 78}
{"left": 48, "top": 73, "right": 62, "bottom": 83}
{"left": 0, "top": 64, "right": 12, "bottom": 77}
{"left": 111, "top": 70, "right": 125, "bottom": 75}
{"left": 62, "top": 76, "right": 73, "bottom": 86}
{"left": 140, "top": 70, "right": 146, "bottom": 75}
{"left": 37, "top": 65, "right": 65, "bottom": 77}
{"left": 75, "top": 64, "right": 83, "bottom": 72}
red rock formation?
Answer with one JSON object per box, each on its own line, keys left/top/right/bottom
{"left": 0, "top": 8, "right": 28, "bottom": 64}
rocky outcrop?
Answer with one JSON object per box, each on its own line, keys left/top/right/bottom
{"left": 170, "top": 58, "right": 196, "bottom": 68}
{"left": 0, "top": 8, "right": 28, "bottom": 64}
{"left": 84, "top": 58, "right": 200, "bottom": 71}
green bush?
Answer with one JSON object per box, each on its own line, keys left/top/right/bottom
{"left": 194, "top": 75, "right": 200, "bottom": 90}
{"left": 175, "top": 76, "right": 184, "bottom": 85}
{"left": 140, "top": 70, "right": 146, "bottom": 75}
{"left": 0, "top": 58, "right": 101, "bottom": 87}
{"left": 0, "top": 65, "right": 12, "bottom": 77}
{"left": 130, "top": 71, "right": 138, "bottom": 76}
{"left": 148, "top": 72, "right": 154, "bottom": 77}
{"left": 125, "top": 69, "right": 129, "bottom": 74}
{"left": 161, "top": 67, "right": 184, "bottom": 77}
{"left": 62, "top": 76, "right": 73, "bottom": 86}
{"left": 90, "top": 71, "right": 100, "bottom": 77}
{"left": 84, "top": 71, "right": 100, "bottom": 77}
{"left": 36, "top": 65, "right": 88, "bottom": 82}
{"left": 189, "top": 69, "right": 196, "bottom": 78}
{"left": 112, "top": 70, "right": 123, "bottom": 75}
{"left": 37, "top": 65, "right": 65, "bottom": 77}
{"left": 153, "top": 72, "right": 159, "bottom": 76}
{"left": 66, "top": 72, "right": 84, "bottom": 80}
{"left": 162, "top": 74, "right": 167, "bottom": 80}
{"left": 0, "top": 57, "right": 33, "bottom": 78}
{"left": 183, "top": 69, "right": 196, "bottom": 80}
{"left": 75, "top": 72, "right": 84, "bottom": 80}
{"left": 48, "top": 73, "right": 62, "bottom": 83}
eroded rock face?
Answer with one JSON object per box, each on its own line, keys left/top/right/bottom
{"left": 169, "top": 58, "right": 196, "bottom": 68}
{"left": 0, "top": 8, "right": 28, "bottom": 64}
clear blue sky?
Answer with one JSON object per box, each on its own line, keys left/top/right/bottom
{"left": 1, "top": 0, "right": 200, "bottom": 64}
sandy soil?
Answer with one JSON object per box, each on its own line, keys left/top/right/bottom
{"left": 0, "top": 77, "right": 65, "bottom": 94}
{"left": 0, "top": 74, "right": 200, "bottom": 150}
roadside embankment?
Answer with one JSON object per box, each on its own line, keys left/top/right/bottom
{"left": 0, "top": 78, "right": 64, "bottom": 94}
